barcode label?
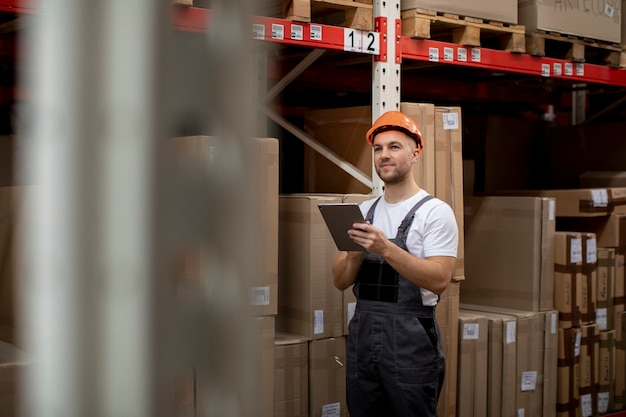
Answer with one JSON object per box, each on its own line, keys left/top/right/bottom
{"left": 463, "top": 323, "right": 479, "bottom": 340}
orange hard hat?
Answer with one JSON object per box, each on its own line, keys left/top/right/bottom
{"left": 365, "top": 110, "right": 423, "bottom": 152}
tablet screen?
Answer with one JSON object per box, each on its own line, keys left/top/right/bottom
{"left": 318, "top": 203, "right": 366, "bottom": 251}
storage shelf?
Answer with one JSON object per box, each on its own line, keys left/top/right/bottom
{"left": 169, "top": 6, "right": 626, "bottom": 89}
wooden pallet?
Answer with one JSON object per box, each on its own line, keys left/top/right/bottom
{"left": 526, "top": 31, "right": 625, "bottom": 68}
{"left": 258, "top": 0, "right": 373, "bottom": 31}
{"left": 401, "top": 8, "right": 525, "bottom": 53}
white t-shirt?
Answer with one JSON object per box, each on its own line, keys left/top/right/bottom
{"left": 359, "top": 189, "right": 458, "bottom": 306}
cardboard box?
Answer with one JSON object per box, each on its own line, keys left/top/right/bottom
{"left": 461, "top": 305, "right": 545, "bottom": 417}
{"left": 274, "top": 332, "right": 309, "bottom": 417}
{"left": 557, "top": 327, "right": 581, "bottom": 417}
{"left": 478, "top": 311, "right": 518, "bottom": 417}
{"left": 462, "top": 196, "right": 555, "bottom": 312}
{"left": 615, "top": 250, "right": 625, "bottom": 318}
{"left": 401, "top": 0, "right": 517, "bottom": 24}
{"left": 597, "top": 248, "right": 617, "bottom": 331}
{"left": 579, "top": 323, "right": 600, "bottom": 417}
{"left": 598, "top": 330, "right": 616, "bottom": 414}
{"left": 457, "top": 311, "right": 488, "bottom": 417}
{"left": 277, "top": 195, "right": 343, "bottom": 340}
{"left": 543, "top": 311, "right": 559, "bottom": 417}
{"left": 437, "top": 281, "right": 461, "bottom": 417}
{"left": 554, "top": 231, "right": 583, "bottom": 329}
{"left": 581, "top": 233, "right": 598, "bottom": 325}
{"left": 434, "top": 106, "right": 464, "bottom": 280}
{"left": 309, "top": 337, "right": 347, "bottom": 417}
{"left": 518, "top": 0, "right": 622, "bottom": 43}
{"left": 173, "top": 136, "right": 279, "bottom": 317}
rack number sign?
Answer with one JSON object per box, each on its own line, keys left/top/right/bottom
{"left": 344, "top": 29, "right": 380, "bottom": 55}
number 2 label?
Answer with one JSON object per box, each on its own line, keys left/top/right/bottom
{"left": 344, "top": 29, "right": 380, "bottom": 55}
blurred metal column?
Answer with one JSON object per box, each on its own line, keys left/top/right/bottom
{"left": 19, "top": 0, "right": 258, "bottom": 417}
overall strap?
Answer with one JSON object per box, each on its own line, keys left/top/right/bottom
{"left": 365, "top": 196, "right": 382, "bottom": 223}
{"left": 395, "top": 194, "right": 434, "bottom": 239}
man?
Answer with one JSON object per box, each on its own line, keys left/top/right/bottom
{"left": 332, "top": 110, "right": 458, "bottom": 417}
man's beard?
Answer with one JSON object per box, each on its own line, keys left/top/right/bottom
{"left": 376, "top": 165, "right": 410, "bottom": 185}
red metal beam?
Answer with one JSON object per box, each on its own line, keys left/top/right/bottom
{"left": 0, "top": 0, "right": 38, "bottom": 14}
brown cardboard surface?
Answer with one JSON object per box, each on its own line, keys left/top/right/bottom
{"left": 462, "top": 196, "right": 555, "bottom": 312}
{"left": 519, "top": 0, "right": 621, "bottom": 43}
{"left": 460, "top": 304, "right": 545, "bottom": 417}
{"left": 543, "top": 311, "right": 559, "bottom": 417}
{"left": 173, "top": 136, "right": 279, "bottom": 317}
{"left": 277, "top": 195, "right": 343, "bottom": 340}
{"left": 401, "top": 0, "right": 517, "bottom": 23}
{"left": 599, "top": 330, "right": 616, "bottom": 414}
{"left": 274, "top": 332, "right": 309, "bottom": 417}
{"left": 579, "top": 323, "right": 600, "bottom": 417}
{"left": 557, "top": 327, "right": 581, "bottom": 417}
{"left": 463, "top": 310, "right": 517, "bottom": 417}
{"left": 309, "top": 337, "right": 347, "bottom": 417}
{"left": 434, "top": 107, "right": 464, "bottom": 280}
{"left": 597, "top": 248, "right": 617, "bottom": 331}
{"left": 457, "top": 311, "right": 488, "bottom": 417}
{"left": 554, "top": 232, "right": 583, "bottom": 329}
{"left": 581, "top": 233, "right": 598, "bottom": 325}
{"left": 437, "top": 281, "right": 460, "bottom": 417}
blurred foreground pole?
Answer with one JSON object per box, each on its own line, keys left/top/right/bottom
{"left": 17, "top": 0, "right": 257, "bottom": 416}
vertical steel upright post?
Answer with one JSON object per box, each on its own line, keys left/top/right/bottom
{"left": 372, "top": 0, "right": 401, "bottom": 196}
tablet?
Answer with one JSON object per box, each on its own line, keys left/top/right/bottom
{"left": 318, "top": 203, "right": 366, "bottom": 251}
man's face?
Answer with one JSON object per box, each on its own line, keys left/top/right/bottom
{"left": 372, "top": 130, "right": 419, "bottom": 185}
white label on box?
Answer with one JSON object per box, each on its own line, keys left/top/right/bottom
{"left": 291, "top": 24, "right": 303, "bottom": 40}
{"left": 605, "top": 4, "right": 615, "bottom": 17}
{"left": 443, "top": 47, "right": 454, "bottom": 61}
{"left": 598, "top": 392, "right": 609, "bottom": 414}
{"left": 581, "top": 394, "right": 593, "bottom": 417}
{"left": 429, "top": 47, "right": 439, "bottom": 62}
{"left": 347, "top": 302, "right": 356, "bottom": 326}
{"left": 586, "top": 238, "right": 597, "bottom": 264}
{"left": 208, "top": 145, "right": 217, "bottom": 163}
{"left": 541, "top": 63, "right": 550, "bottom": 77}
{"left": 471, "top": 48, "right": 481, "bottom": 62}
{"left": 591, "top": 189, "right": 608, "bottom": 207}
{"left": 553, "top": 63, "right": 562, "bottom": 76}
{"left": 551, "top": 312, "right": 557, "bottom": 334}
{"left": 597, "top": 308, "right": 608, "bottom": 330}
{"left": 574, "top": 331, "right": 582, "bottom": 357}
{"left": 272, "top": 24, "right": 284, "bottom": 40}
{"left": 463, "top": 323, "right": 479, "bottom": 340}
{"left": 506, "top": 321, "right": 516, "bottom": 344}
{"left": 548, "top": 200, "right": 555, "bottom": 221}
{"left": 565, "top": 63, "right": 573, "bottom": 76}
{"left": 521, "top": 371, "right": 537, "bottom": 391}
{"left": 443, "top": 112, "right": 459, "bottom": 130}
{"left": 570, "top": 238, "right": 583, "bottom": 264}
{"left": 310, "top": 25, "right": 322, "bottom": 40}
{"left": 457, "top": 48, "right": 467, "bottom": 62}
{"left": 249, "top": 286, "right": 270, "bottom": 306}
{"left": 576, "top": 63, "right": 585, "bottom": 76}
{"left": 321, "top": 402, "right": 341, "bottom": 417}
{"left": 314, "top": 310, "right": 324, "bottom": 334}
{"left": 252, "top": 24, "right": 265, "bottom": 40}
{"left": 517, "top": 408, "right": 525, "bottom": 417}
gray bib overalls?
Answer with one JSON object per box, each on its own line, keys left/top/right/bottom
{"left": 346, "top": 195, "right": 445, "bottom": 417}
